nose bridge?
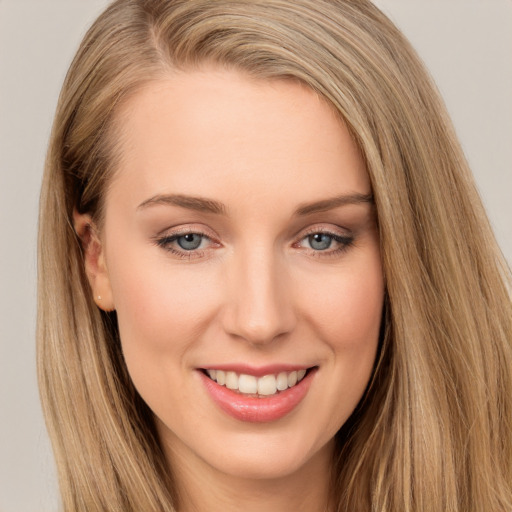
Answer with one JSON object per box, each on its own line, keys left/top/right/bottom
{"left": 223, "top": 241, "right": 295, "bottom": 345}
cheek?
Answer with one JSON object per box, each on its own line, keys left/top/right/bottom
{"left": 286, "top": 250, "right": 384, "bottom": 447}
{"left": 107, "top": 245, "right": 220, "bottom": 365}
{"left": 300, "top": 255, "right": 384, "bottom": 350}
{"left": 107, "top": 253, "right": 224, "bottom": 421}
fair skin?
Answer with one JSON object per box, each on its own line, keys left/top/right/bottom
{"left": 76, "top": 68, "right": 384, "bottom": 512}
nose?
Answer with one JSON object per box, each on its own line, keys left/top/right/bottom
{"left": 221, "top": 245, "right": 296, "bottom": 346}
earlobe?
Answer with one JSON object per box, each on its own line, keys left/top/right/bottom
{"left": 73, "top": 210, "right": 115, "bottom": 312}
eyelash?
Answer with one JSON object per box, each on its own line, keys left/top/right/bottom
{"left": 294, "top": 228, "right": 354, "bottom": 258}
{"left": 153, "top": 230, "right": 216, "bottom": 260}
{"left": 154, "top": 227, "right": 354, "bottom": 260}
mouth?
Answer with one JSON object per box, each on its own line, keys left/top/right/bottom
{"left": 201, "top": 368, "right": 311, "bottom": 397}
{"left": 199, "top": 366, "right": 318, "bottom": 422}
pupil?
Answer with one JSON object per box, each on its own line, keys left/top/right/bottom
{"left": 309, "top": 233, "right": 332, "bottom": 250}
{"left": 177, "top": 234, "right": 202, "bottom": 250}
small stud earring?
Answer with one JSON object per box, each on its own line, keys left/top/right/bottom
{"left": 97, "top": 295, "right": 102, "bottom": 301}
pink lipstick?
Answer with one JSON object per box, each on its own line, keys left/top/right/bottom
{"left": 199, "top": 366, "right": 316, "bottom": 423}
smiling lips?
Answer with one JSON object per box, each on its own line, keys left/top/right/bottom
{"left": 200, "top": 366, "right": 316, "bottom": 422}
{"left": 205, "top": 368, "right": 308, "bottom": 396}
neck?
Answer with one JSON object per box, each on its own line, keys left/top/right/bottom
{"left": 164, "top": 437, "right": 334, "bottom": 512}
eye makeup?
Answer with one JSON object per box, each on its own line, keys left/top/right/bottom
{"left": 153, "top": 224, "right": 356, "bottom": 261}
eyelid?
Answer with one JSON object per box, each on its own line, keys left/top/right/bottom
{"left": 295, "top": 223, "right": 352, "bottom": 241}
{"left": 153, "top": 223, "right": 354, "bottom": 260}
{"left": 292, "top": 224, "right": 355, "bottom": 256}
{"left": 152, "top": 224, "right": 222, "bottom": 259}
{"left": 154, "top": 223, "right": 217, "bottom": 239}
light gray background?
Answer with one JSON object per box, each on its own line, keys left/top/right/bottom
{"left": 1, "top": 1, "right": 510, "bottom": 510}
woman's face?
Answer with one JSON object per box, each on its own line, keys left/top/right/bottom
{"left": 90, "top": 68, "right": 384, "bottom": 481}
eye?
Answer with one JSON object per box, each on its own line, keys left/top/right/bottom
{"left": 154, "top": 229, "right": 218, "bottom": 259}
{"left": 295, "top": 228, "right": 354, "bottom": 257}
{"left": 176, "top": 233, "right": 205, "bottom": 251}
{"left": 307, "top": 233, "right": 334, "bottom": 251}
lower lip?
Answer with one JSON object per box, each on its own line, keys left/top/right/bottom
{"left": 199, "top": 369, "right": 316, "bottom": 423}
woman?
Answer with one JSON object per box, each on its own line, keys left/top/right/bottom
{"left": 37, "top": 1, "right": 512, "bottom": 511}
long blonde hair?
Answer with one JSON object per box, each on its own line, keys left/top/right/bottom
{"left": 38, "top": 1, "right": 512, "bottom": 510}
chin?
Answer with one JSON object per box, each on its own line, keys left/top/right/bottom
{"left": 199, "top": 427, "right": 334, "bottom": 482}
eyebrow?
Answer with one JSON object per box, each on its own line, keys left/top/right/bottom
{"left": 137, "top": 192, "right": 373, "bottom": 216}
{"left": 294, "top": 193, "right": 374, "bottom": 216}
{"left": 137, "top": 194, "right": 227, "bottom": 215}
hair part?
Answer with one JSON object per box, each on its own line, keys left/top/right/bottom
{"left": 38, "top": 1, "right": 512, "bottom": 510}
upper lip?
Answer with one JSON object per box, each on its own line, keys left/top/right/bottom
{"left": 199, "top": 363, "right": 315, "bottom": 377}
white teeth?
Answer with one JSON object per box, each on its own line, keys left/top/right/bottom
{"left": 257, "top": 374, "right": 277, "bottom": 396}
{"left": 225, "top": 371, "right": 238, "bottom": 390}
{"left": 238, "top": 374, "right": 258, "bottom": 394}
{"left": 216, "top": 370, "right": 226, "bottom": 386}
{"left": 206, "top": 368, "right": 309, "bottom": 396}
{"left": 276, "top": 372, "right": 288, "bottom": 391}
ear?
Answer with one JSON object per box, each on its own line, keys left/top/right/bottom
{"left": 73, "top": 210, "right": 115, "bottom": 312}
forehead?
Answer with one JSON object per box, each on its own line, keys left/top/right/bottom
{"left": 106, "top": 67, "right": 370, "bottom": 211}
